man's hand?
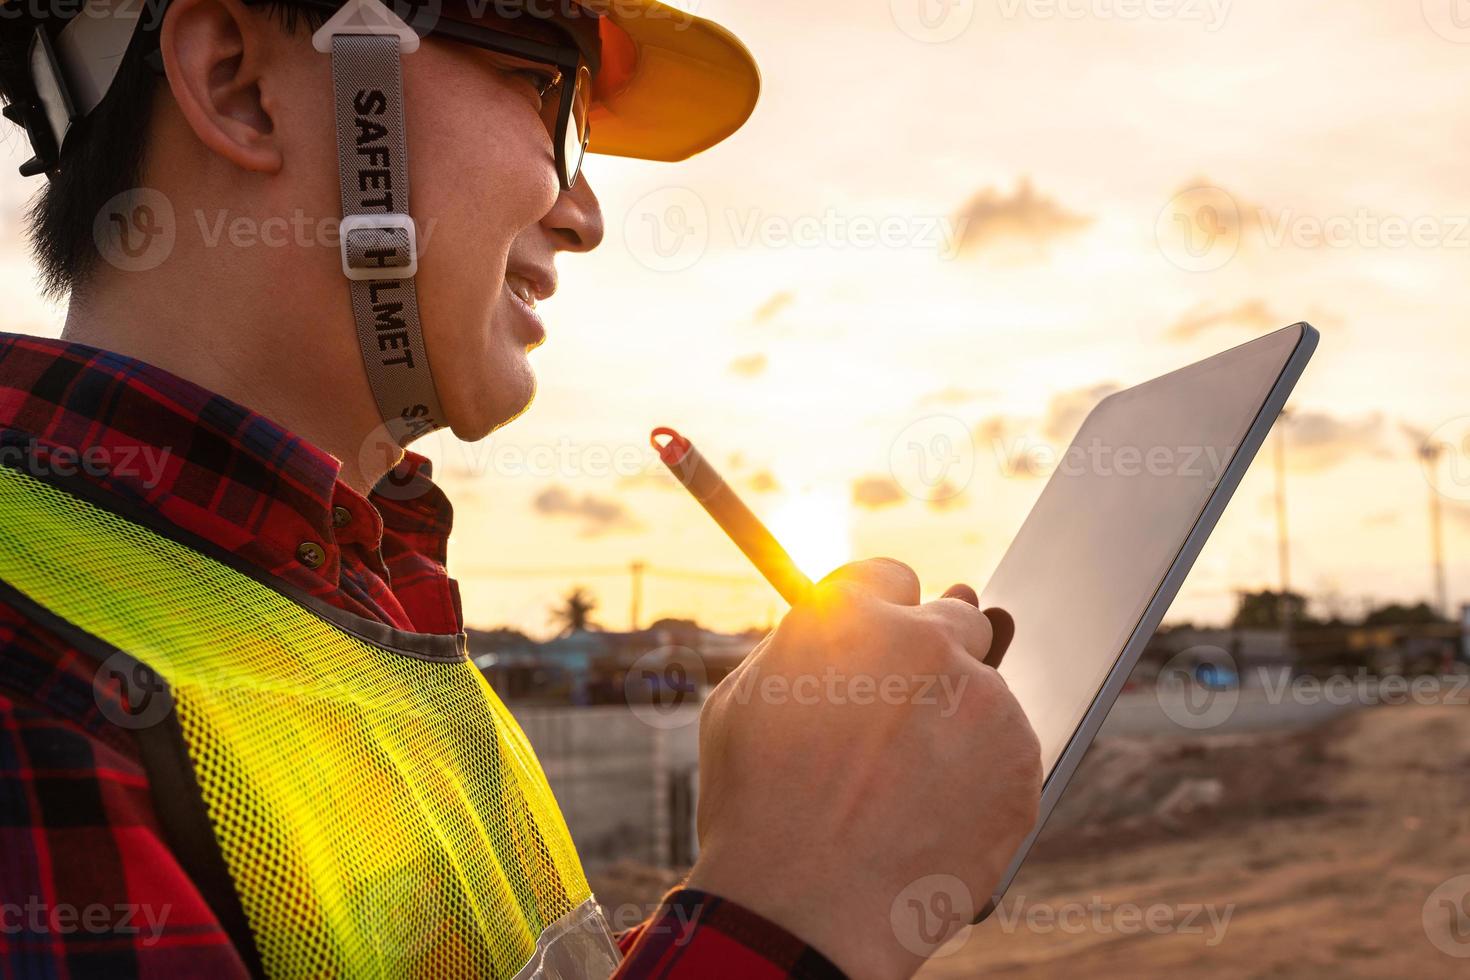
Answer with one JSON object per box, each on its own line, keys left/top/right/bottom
{"left": 685, "top": 558, "right": 1043, "bottom": 979}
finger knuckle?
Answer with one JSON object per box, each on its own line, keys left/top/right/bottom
{"left": 904, "top": 615, "right": 955, "bottom": 668}
{"left": 968, "top": 663, "right": 1008, "bottom": 702}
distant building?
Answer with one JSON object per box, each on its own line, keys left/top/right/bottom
{"left": 1136, "top": 628, "right": 1296, "bottom": 689}
{"left": 468, "top": 624, "right": 764, "bottom": 706}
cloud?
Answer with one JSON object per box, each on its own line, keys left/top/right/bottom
{"left": 852, "top": 475, "right": 906, "bottom": 509}
{"left": 1400, "top": 421, "right": 1431, "bottom": 449}
{"left": 617, "top": 470, "right": 677, "bottom": 491}
{"left": 1284, "top": 411, "right": 1388, "bottom": 472}
{"left": 1160, "top": 176, "right": 1265, "bottom": 246}
{"left": 748, "top": 470, "right": 780, "bottom": 493}
{"left": 977, "top": 391, "right": 1384, "bottom": 483}
{"left": 919, "top": 386, "right": 994, "bottom": 408}
{"left": 1041, "top": 383, "right": 1122, "bottom": 443}
{"left": 533, "top": 486, "right": 641, "bottom": 537}
{"left": 951, "top": 178, "right": 1092, "bottom": 259}
{"left": 926, "top": 482, "right": 966, "bottom": 511}
{"left": 975, "top": 415, "right": 1046, "bottom": 479}
{"left": 729, "top": 353, "right": 768, "bottom": 378}
{"left": 975, "top": 383, "right": 1122, "bottom": 479}
{"left": 1168, "top": 299, "right": 1281, "bottom": 340}
{"left": 753, "top": 291, "right": 795, "bottom": 324}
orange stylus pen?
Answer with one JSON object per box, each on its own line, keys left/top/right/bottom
{"left": 652, "top": 427, "right": 814, "bottom": 606}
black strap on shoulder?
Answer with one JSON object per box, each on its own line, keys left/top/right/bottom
{"left": 0, "top": 577, "right": 268, "bottom": 978}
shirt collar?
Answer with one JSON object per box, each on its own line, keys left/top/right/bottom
{"left": 0, "top": 332, "right": 454, "bottom": 600}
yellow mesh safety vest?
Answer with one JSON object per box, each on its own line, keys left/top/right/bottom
{"left": 0, "top": 465, "right": 620, "bottom": 979}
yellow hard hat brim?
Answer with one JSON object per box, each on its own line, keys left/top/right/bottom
{"left": 576, "top": 0, "right": 760, "bottom": 162}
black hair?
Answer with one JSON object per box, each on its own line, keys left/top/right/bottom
{"left": 0, "top": 3, "right": 324, "bottom": 297}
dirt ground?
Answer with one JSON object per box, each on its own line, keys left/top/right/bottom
{"left": 595, "top": 702, "right": 1470, "bottom": 977}
{"left": 923, "top": 702, "right": 1470, "bottom": 978}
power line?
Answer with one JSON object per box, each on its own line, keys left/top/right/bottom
{"left": 456, "top": 565, "right": 628, "bottom": 578}
{"left": 456, "top": 562, "right": 764, "bottom": 588}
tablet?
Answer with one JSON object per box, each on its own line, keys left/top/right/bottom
{"left": 976, "top": 322, "right": 1319, "bottom": 919}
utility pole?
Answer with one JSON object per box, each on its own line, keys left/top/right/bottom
{"left": 1420, "top": 442, "right": 1449, "bottom": 618}
{"left": 1273, "top": 410, "right": 1293, "bottom": 641}
{"left": 629, "top": 560, "right": 646, "bottom": 631}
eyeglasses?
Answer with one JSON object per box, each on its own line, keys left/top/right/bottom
{"left": 289, "top": 0, "right": 592, "bottom": 189}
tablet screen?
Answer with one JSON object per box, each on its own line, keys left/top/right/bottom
{"left": 979, "top": 326, "right": 1304, "bottom": 777}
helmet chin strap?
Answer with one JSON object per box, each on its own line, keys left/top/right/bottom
{"left": 315, "top": 0, "right": 448, "bottom": 451}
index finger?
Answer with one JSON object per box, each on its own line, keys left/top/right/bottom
{"left": 818, "top": 557, "right": 921, "bottom": 606}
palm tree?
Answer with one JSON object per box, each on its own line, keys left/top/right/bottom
{"left": 550, "top": 586, "right": 599, "bottom": 636}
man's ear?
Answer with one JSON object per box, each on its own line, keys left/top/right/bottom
{"left": 159, "top": 0, "right": 284, "bottom": 174}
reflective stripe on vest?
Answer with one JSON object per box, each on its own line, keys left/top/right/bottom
{"left": 0, "top": 464, "right": 619, "bottom": 978}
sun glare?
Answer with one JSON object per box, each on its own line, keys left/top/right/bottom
{"left": 763, "top": 488, "right": 853, "bottom": 582}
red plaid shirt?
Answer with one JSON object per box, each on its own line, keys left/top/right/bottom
{"left": 0, "top": 332, "right": 843, "bottom": 979}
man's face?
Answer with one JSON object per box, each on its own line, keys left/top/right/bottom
{"left": 409, "top": 15, "right": 605, "bottom": 441}
{"left": 408, "top": 15, "right": 605, "bottom": 441}
{"left": 280, "top": 8, "right": 606, "bottom": 444}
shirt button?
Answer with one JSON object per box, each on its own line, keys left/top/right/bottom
{"left": 332, "top": 505, "right": 352, "bottom": 528}
{"left": 297, "top": 541, "right": 326, "bottom": 569}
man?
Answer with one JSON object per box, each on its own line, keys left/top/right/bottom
{"left": 0, "top": 0, "right": 1043, "bottom": 977}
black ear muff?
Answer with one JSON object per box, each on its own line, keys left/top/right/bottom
{"left": 6, "top": 27, "right": 71, "bottom": 177}
{"left": 2, "top": 100, "right": 57, "bottom": 176}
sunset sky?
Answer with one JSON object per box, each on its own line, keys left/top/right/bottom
{"left": 3, "top": 0, "right": 1467, "bottom": 636}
